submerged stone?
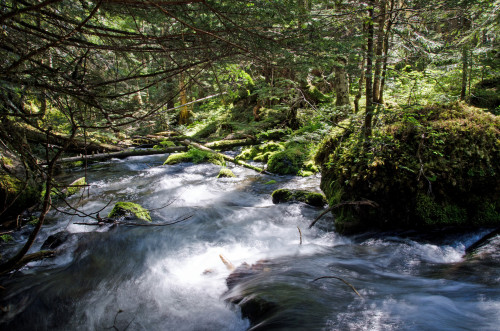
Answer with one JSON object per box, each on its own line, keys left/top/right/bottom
{"left": 108, "top": 201, "right": 152, "bottom": 222}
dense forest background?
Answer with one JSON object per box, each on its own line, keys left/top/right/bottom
{"left": 0, "top": 0, "right": 499, "bottom": 272}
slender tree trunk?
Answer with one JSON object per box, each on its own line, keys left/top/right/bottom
{"left": 354, "top": 56, "right": 365, "bottom": 113}
{"left": 178, "top": 73, "right": 190, "bottom": 124}
{"left": 460, "top": 46, "right": 468, "bottom": 100}
{"left": 334, "top": 57, "right": 351, "bottom": 108}
{"left": 372, "top": 0, "right": 386, "bottom": 104}
{"left": 364, "top": 2, "right": 375, "bottom": 138}
{"left": 379, "top": 18, "right": 393, "bottom": 104}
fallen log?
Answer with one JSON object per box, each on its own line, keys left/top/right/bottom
{"left": 179, "top": 140, "right": 273, "bottom": 175}
{"left": 55, "top": 146, "right": 189, "bottom": 164}
{"left": 21, "top": 124, "right": 121, "bottom": 153}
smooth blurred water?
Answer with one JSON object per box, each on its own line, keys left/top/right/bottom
{"left": 0, "top": 154, "right": 498, "bottom": 330}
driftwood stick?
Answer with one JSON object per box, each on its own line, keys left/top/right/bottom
{"left": 179, "top": 139, "right": 273, "bottom": 175}
{"left": 297, "top": 226, "right": 303, "bottom": 245}
{"left": 308, "top": 200, "right": 379, "bottom": 229}
{"left": 74, "top": 214, "right": 193, "bottom": 227}
{"left": 312, "top": 276, "right": 363, "bottom": 298}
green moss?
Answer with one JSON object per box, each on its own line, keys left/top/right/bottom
{"left": 66, "top": 177, "right": 86, "bottom": 196}
{"left": 267, "top": 146, "right": 306, "bottom": 175}
{"left": 316, "top": 102, "right": 500, "bottom": 231}
{"left": 0, "top": 172, "right": 40, "bottom": 217}
{"left": 271, "top": 188, "right": 326, "bottom": 207}
{"left": 236, "top": 142, "right": 284, "bottom": 162}
{"left": 108, "top": 201, "right": 152, "bottom": 222}
{"left": 217, "top": 167, "right": 236, "bottom": 178}
{"left": 264, "top": 180, "right": 277, "bottom": 185}
{"left": 1, "top": 234, "right": 13, "bottom": 243}
{"left": 164, "top": 148, "right": 224, "bottom": 166}
{"left": 416, "top": 193, "right": 467, "bottom": 225}
{"left": 154, "top": 139, "right": 177, "bottom": 149}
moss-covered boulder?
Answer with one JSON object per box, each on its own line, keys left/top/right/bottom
{"left": 271, "top": 188, "right": 326, "bottom": 207}
{"left": 66, "top": 177, "right": 87, "bottom": 197}
{"left": 315, "top": 102, "right": 500, "bottom": 232}
{"left": 217, "top": 168, "right": 236, "bottom": 178}
{"left": 108, "top": 202, "right": 152, "bottom": 222}
{"left": 164, "top": 148, "right": 224, "bottom": 166}
{"left": 236, "top": 142, "right": 285, "bottom": 163}
{"left": 267, "top": 146, "right": 307, "bottom": 175}
{"left": 0, "top": 171, "right": 40, "bottom": 218}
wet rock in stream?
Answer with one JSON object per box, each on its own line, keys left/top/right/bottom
{"left": 224, "top": 260, "right": 280, "bottom": 329}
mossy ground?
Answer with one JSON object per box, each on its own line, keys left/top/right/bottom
{"left": 316, "top": 102, "right": 500, "bottom": 231}
{"left": 108, "top": 201, "right": 152, "bottom": 222}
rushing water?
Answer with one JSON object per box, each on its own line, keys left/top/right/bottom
{"left": 0, "top": 153, "right": 499, "bottom": 330}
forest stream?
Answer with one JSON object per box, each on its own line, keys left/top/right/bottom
{"left": 1, "top": 153, "right": 499, "bottom": 330}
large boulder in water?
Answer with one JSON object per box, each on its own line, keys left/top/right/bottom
{"left": 315, "top": 102, "right": 500, "bottom": 233}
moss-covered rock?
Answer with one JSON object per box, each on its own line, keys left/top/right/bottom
{"left": 271, "top": 188, "right": 326, "bottom": 207}
{"left": 108, "top": 201, "right": 152, "bottom": 222}
{"left": 236, "top": 142, "right": 285, "bottom": 162}
{"left": 164, "top": 148, "right": 224, "bottom": 166}
{"left": 66, "top": 177, "right": 86, "bottom": 197}
{"left": 0, "top": 171, "right": 40, "bottom": 218}
{"left": 316, "top": 102, "right": 500, "bottom": 232}
{"left": 217, "top": 167, "right": 236, "bottom": 178}
{"left": 267, "top": 146, "right": 307, "bottom": 175}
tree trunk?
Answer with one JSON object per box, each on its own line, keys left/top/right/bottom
{"left": 379, "top": 21, "right": 393, "bottom": 104}
{"left": 372, "top": 0, "right": 386, "bottom": 104}
{"left": 334, "top": 57, "right": 351, "bottom": 108}
{"left": 364, "top": 2, "right": 375, "bottom": 138}
{"left": 460, "top": 46, "right": 468, "bottom": 100}
{"left": 178, "top": 74, "right": 190, "bottom": 125}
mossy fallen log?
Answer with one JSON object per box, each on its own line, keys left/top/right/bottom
{"left": 55, "top": 146, "right": 188, "bottom": 164}
{"left": 179, "top": 140, "right": 272, "bottom": 175}
{"left": 21, "top": 124, "right": 120, "bottom": 153}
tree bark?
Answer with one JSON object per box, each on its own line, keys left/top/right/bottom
{"left": 334, "top": 57, "right": 351, "bottom": 108}
{"left": 364, "top": 2, "right": 375, "bottom": 138}
{"left": 460, "top": 46, "right": 468, "bottom": 100}
{"left": 379, "top": 6, "right": 394, "bottom": 104}
{"left": 372, "top": 0, "right": 386, "bottom": 104}
{"left": 178, "top": 73, "right": 191, "bottom": 125}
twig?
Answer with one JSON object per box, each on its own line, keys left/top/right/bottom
{"left": 297, "top": 226, "right": 302, "bottom": 245}
{"left": 74, "top": 214, "right": 193, "bottom": 227}
{"left": 312, "top": 276, "right": 363, "bottom": 298}
{"left": 308, "top": 200, "right": 379, "bottom": 229}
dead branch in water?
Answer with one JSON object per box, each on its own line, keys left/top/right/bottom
{"left": 297, "top": 226, "right": 303, "bottom": 245}
{"left": 219, "top": 254, "right": 235, "bottom": 271}
{"left": 74, "top": 214, "right": 193, "bottom": 227}
{"left": 312, "top": 276, "right": 363, "bottom": 298}
{"left": 308, "top": 200, "right": 379, "bottom": 229}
